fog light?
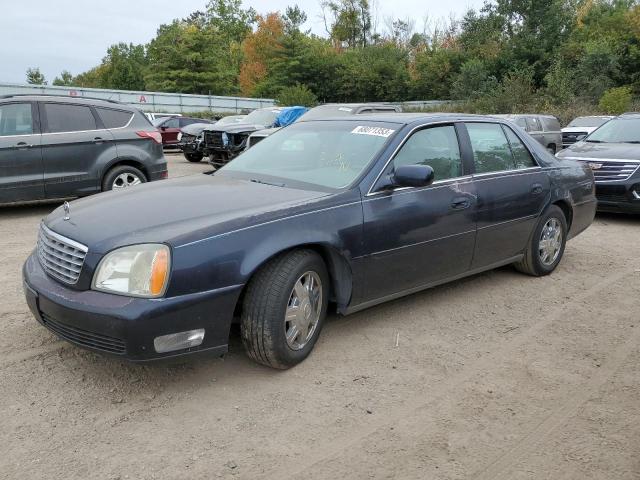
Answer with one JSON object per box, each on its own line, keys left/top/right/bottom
{"left": 154, "top": 329, "right": 205, "bottom": 353}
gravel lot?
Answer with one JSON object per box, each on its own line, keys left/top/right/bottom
{"left": 1, "top": 153, "right": 639, "bottom": 479}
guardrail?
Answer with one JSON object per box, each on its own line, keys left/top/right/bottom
{"left": 0, "top": 82, "right": 276, "bottom": 113}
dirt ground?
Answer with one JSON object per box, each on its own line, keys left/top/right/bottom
{"left": 1, "top": 153, "right": 639, "bottom": 480}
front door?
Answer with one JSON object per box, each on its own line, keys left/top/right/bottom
{"left": 464, "top": 122, "right": 550, "bottom": 268}
{"left": 40, "top": 102, "right": 114, "bottom": 198}
{"left": 0, "top": 102, "right": 44, "bottom": 203}
{"left": 361, "top": 123, "right": 477, "bottom": 302}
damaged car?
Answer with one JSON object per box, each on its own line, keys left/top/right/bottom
{"left": 177, "top": 115, "right": 247, "bottom": 163}
{"left": 203, "top": 107, "right": 284, "bottom": 167}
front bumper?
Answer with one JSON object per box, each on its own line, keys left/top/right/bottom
{"left": 23, "top": 253, "right": 242, "bottom": 361}
{"left": 595, "top": 180, "right": 640, "bottom": 214}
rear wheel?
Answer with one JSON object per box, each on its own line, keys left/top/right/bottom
{"left": 184, "top": 152, "right": 203, "bottom": 163}
{"left": 102, "top": 165, "right": 147, "bottom": 191}
{"left": 241, "top": 250, "right": 329, "bottom": 369}
{"left": 514, "top": 205, "right": 567, "bottom": 276}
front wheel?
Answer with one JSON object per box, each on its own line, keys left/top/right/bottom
{"left": 102, "top": 165, "right": 147, "bottom": 191}
{"left": 514, "top": 205, "right": 568, "bottom": 276}
{"left": 184, "top": 152, "right": 203, "bottom": 163}
{"left": 241, "top": 250, "right": 329, "bottom": 369}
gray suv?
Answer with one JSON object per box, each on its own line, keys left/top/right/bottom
{"left": 0, "top": 95, "right": 167, "bottom": 204}
{"left": 495, "top": 114, "right": 562, "bottom": 154}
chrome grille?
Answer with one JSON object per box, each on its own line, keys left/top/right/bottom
{"left": 577, "top": 160, "right": 640, "bottom": 182}
{"left": 37, "top": 224, "right": 88, "bottom": 285}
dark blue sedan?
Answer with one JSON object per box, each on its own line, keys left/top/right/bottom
{"left": 23, "top": 114, "right": 597, "bottom": 369}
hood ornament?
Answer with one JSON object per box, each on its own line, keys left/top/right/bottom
{"left": 63, "top": 201, "right": 71, "bottom": 221}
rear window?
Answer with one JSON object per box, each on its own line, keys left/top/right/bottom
{"left": 540, "top": 116, "right": 560, "bottom": 132}
{"left": 44, "top": 103, "right": 96, "bottom": 133}
{"left": 97, "top": 108, "right": 133, "bottom": 129}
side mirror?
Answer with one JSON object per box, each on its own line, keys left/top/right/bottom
{"left": 392, "top": 164, "right": 435, "bottom": 188}
{"left": 160, "top": 126, "right": 167, "bottom": 131}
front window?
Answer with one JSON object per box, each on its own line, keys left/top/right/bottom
{"left": 0, "top": 103, "right": 33, "bottom": 136}
{"left": 392, "top": 125, "right": 462, "bottom": 182}
{"left": 586, "top": 116, "right": 640, "bottom": 143}
{"left": 219, "top": 121, "right": 397, "bottom": 189}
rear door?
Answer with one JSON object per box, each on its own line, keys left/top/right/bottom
{"left": 40, "top": 102, "right": 114, "bottom": 198}
{"left": 0, "top": 102, "right": 44, "bottom": 203}
{"left": 464, "top": 122, "right": 550, "bottom": 268}
{"left": 159, "top": 117, "right": 180, "bottom": 144}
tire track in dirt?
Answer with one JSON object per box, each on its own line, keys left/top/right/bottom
{"left": 472, "top": 324, "right": 640, "bottom": 480}
{"left": 257, "top": 265, "right": 637, "bottom": 479}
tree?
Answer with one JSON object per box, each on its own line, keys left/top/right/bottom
{"left": 451, "top": 59, "right": 499, "bottom": 101}
{"left": 26, "top": 67, "right": 46, "bottom": 85}
{"left": 321, "top": 0, "right": 372, "bottom": 48}
{"left": 239, "top": 13, "right": 285, "bottom": 96}
{"left": 599, "top": 85, "right": 633, "bottom": 114}
{"left": 100, "top": 43, "right": 147, "bottom": 90}
{"left": 52, "top": 70, "right": 74, "bottom": 86}
{"left": 276, "top": 84, "right": 318, "bottom": 106}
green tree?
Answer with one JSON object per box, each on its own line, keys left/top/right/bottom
{"left": 100, "top": 43, "right": 147, "bottom": 90}
{"left": 26, "top": 67, "right": 46, "bottom": 85}
{"left": 451, "top": 59, "right": 499, "bottom": 100}
{"left": 52, "top": 70, "right": 74, "bottom": 86}
{"left": 599, "top": 85, "right": 633, "bottom": 114}
{"left": 276, "top": 83, "right": 318, "bottom": 106}
{"left": 321, "top": 0, "right": 372, "bottom": 48}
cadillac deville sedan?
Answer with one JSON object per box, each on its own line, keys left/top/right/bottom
{"left": 23, "top": 114, "right": 597, "bottom": 369}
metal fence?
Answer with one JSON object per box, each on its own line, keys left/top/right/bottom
{"left": 0, "top": 82, "right": 276, "bottom": 113}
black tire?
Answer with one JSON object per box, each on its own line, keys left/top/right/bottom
{"left": 102, "top": 165, "right": 147, "bottom": 191}
{"left": 184, "top": 152, "right": 203, "bottom": 163}
{"left": 241, "top": 249, "right": 329, "bottom": 369}
{"left": 514, "top": 205, "right": 568, "bottom": 276}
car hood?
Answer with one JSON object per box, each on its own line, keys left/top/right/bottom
{"left": 45, "top": 174, "right": 329, "bottom": 254}
{"left": 561, "top": 126, "right": 599, "bottom": 134}
{"left": 203, "top": 123, "right": 268, "bottom": 134}
{"left": 556, "top": 142, "right": 640, "bottom": 161}
{"left": 180, "top": 123, "right": 211, "bottom": 136}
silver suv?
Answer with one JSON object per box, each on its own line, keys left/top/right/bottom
{"left": 495, "top": 114, "right": 562, "bottom": 154}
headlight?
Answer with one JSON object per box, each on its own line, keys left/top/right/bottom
{"left": 222, "top": 132, "right": 229, "bottom": 146}
{"left": 92, "top": 244, "right": 170, "bottom": 298}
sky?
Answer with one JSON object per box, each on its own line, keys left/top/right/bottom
{"left": 0, "top": 0, "right": 485, "bottom": 85}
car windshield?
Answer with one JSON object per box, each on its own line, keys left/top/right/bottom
{"left": 567, "top": 117, "right": 611, "bottom": 128}
{"left": 301, "top": 105, "right": 357, "bottom": 120}
{"left": 216, "top": 115, "right": 246, "bottom": 126}
{"left": 243, "top": 109, "right": 280, "bottom": 126}
{"left": 219, "top": 121, "right": 397, "bottom": 190}
{"left": 586, "top": 117, "right": 640, "bottom": 143}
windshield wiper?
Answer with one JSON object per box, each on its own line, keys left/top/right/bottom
{"left": 623, "top": 140, "right": 640, "bottom": 144}
{"left": 250, "top": 178, "right": 286, "bottom": 187}
{"left": 585, "top": 139, "right": 605, "bottom": 143}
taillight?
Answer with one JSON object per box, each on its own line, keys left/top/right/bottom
{"left": 136, "top": 130, "right": 163, "bottom": 144}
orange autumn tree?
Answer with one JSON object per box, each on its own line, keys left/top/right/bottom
{"left": 239, "top": 13, "right": 285, "bottom": 96}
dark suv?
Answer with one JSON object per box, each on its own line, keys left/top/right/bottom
{"left": 0, "top": 95, "right": 167, "bottom": 204}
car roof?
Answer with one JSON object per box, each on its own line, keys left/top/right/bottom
{"left": 0, "top": 94, "right": 132, "bottom": 109}
{"left": 297, "top": 112, "right": 492, "bottom": 125}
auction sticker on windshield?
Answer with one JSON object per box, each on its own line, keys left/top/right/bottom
{"left": 351, "top": 126, "right": 395, "bottom": 137}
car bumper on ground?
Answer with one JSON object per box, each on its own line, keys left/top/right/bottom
{"left": 22, "top": 253, "right": 242, "bottom": 361}
{"left": 595, "top": 180, "right": 640, "bottom": 214}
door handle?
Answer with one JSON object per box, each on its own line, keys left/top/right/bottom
{"left": 93, "top": 136, "right": 109, "bottom": 144}
{"left": 15, "top": 141, "right": 33, "bottom": 149}
{"left": 451, "top": 197, "right": 471, "bottom": 210}
{"left": 531, "top": 184, "right": 543, "bottom": 195}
